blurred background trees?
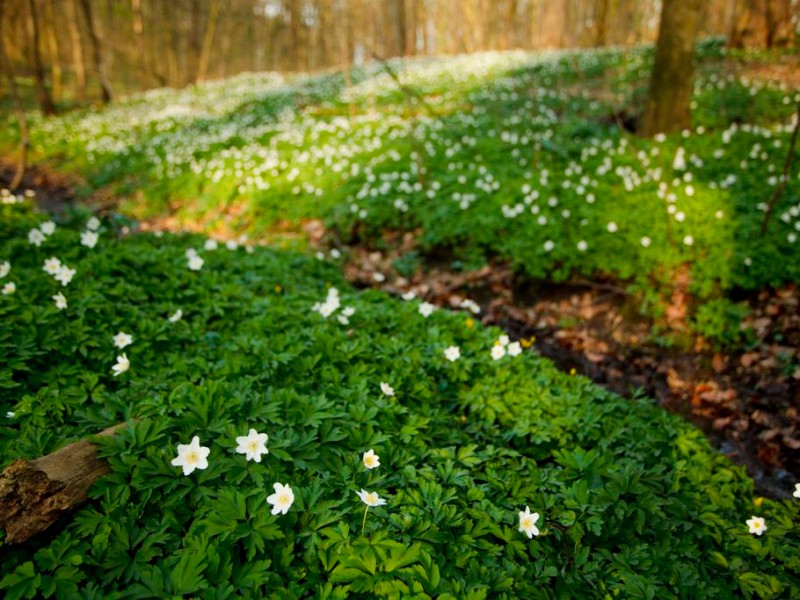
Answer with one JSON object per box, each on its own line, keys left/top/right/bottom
{"left": 0, "top": 0, "right": 797, "bottom": 109}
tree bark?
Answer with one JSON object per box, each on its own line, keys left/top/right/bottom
{"left": 731, "top": 0, "right": 795, "bottom": 49}
{"left": 43, "top": 0, "right": 62, "bottom": 103}
{"left": 196, "top": 0, "right": 222, "bottom": 82}
{"left": 78, "top": 0, "right": 113, "bottom": 103}
{"left": 594, "top": 0, "right": 609, "bottom": 46}
{"left": 66, "top": 0, "right": 87, "bottom": 99}
{"left": 0, "top": 424, "right": 125, "bottom": 544}
{"left": 640, "top": 0, "right": 703, "bottom": 137}
{"left": 131, "top": 0, "right": 147, "bottom": 88}
{"left": 0, "top": 0, "right": 30, "bottom": 190}
{"left": 26, "top": 0, "right": 56, "bottom": 115}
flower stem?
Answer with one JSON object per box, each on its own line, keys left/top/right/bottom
{"left": 361, "top": 505, "right": 369, "bottom": 537}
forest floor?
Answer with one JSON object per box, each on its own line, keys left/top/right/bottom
{"left": 341, "top": 237, "right": 800, "bottom": 500}
{"left": 4, "top": 161, "right": 797, "bottom": 500}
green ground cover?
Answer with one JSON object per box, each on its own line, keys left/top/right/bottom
{"left": 2, "top": 44, "right": 799, "bottom": 335}
{"left": 1, "top": 202, "right": 799, "bottom": 598}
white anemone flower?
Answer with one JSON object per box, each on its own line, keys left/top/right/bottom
{"left": 53, "top": 292, "right": 67, "bottom": 310}
{"left": 746, "top": 516, "right": 767, "bottom": 536}
{"left": 363, "top": 449, "right": 380, "bottom": 469}
{"left": 113, "top": 332, "right": 133, "bottom": 349}
{"left": 356, "top": 489, "right": 387, "bottom": 507}
{"left": 519, "top": 506, "right": 540, "bottom": 538}
{"left": 444, "top": 346, "right": 461, "bottom": 362}
{"left": 112, "top": 353, "right": 130, "bottom": 376}
{"left": 171, "top": 436, "right": 210, "bottom": 476}
{"left": 267, "top": 483, "right": 295, "bottom": 515}
{"left": 235, "top": 429, "right": 269, "bottom": 462}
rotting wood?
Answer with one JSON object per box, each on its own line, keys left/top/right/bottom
{"left": 0, "top": 423, "right": 125, "bottom": 544}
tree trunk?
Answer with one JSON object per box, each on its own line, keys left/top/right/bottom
{"left": 26, "top": 0, "right": 56, "bottom": 115}
{"left": 66, "top": 0, "right": 86, "bottom": 99}
{"left": 78, "top": 0, "right": 112, "bottom": 103}
{"left": 594, "top": 0, "right": 609, "bottom": 46}
{"left": 196, "top": 0, "right": 222, "bottom": 82}
{"left": 131, "top": 0, "right": 147, "bottom": 87}
{"left": 0, "top": 424, "right": 125, "bottom": 544}
{"left": 0, "top": 0, "right": 30, "bottom": 190}
{"left": 43, "top": 0, "right": 62, "bottom": 103}
{"left": 640, "top": 0, "right": 703, "bottom": 137}
{"left": 731, "top": 0, "right": 795, "bottom": 48}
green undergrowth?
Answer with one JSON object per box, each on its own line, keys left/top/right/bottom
{"left": 1, "top": 205, "right": 798, "bottom": 598}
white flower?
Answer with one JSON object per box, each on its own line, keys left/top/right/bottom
{"left": 444, "top": 346, "right": 461, "bottom": 362}
{"left": 86, "top": 216, "right": 101, "bottom": 231}
{"left": 267, "top": 483, "right": 295, "bottom": 515}
{"left": 672, "top": 147, "right": 686, "bottom": 171}
{"left": 607, "top": 221, "right": 618, "bottom": 233}
{"left": 112, "top": 353, "right": 129, "bottom": 376}
{"left": 401, "top": 291, "right": 416, "bottom": 301}
{"left": 0, "top": 261, "right": 10, "bottom": 278}
{"left": 497, "top": 335, "right": 510, "bottom": 347}
{"left": 53, "top": 292, "right": 67, "bottom": 310}
{"left": 6, "top": 411, "right": 14, "bottom": 418}
{"left": 28, "top": 228, "right": 45, "bottom": 247}
{"left": 543, "top": 240, "right": 554, "bottom": 252}
{"left": 641, "top": 236, "right": 652, "bottom": 248}
{"left": 519, "top": 506, "right": 540, "bottom": 538}
{"left": 380, "top": 382, "right": 395, "bottom": 397}
{"left": 2, "top": 282, "right": 15, "bottom": 295}
{"left": 43, "top": 257, "right": 61, "bottom": 275}
{"left": 746, "top": 516, "right": 767, "bottom": 536}
{"left": 168, "top": 309, "right": 183, "bottom": 322}
{"left": 419, "top": 301, "right": 435, "bottom": 317}
{"left": 188, "top": 255, "right": 204, "bottom": 271}
{"left": 55, "top": 265, "right": 76, "bottom": 287}
{"left": 170, "top": 436, "right": 210, "bottom": 476}
{"left": 113, "top": 332, "right": 133, "bottom": 349}
{"left": 80, "top": 230, "right": 99, "bottom": 248}
{"left": 235, "top": 428, "right": 269, "bottom": 462}
{"left": 204, "top": 238, "right": 218, "bottom": 251}
{"left": 794, "top": 483, "right": 800, "bottom": 498}
{"left": 491, "top": 344, "right": 506, "bottom": 360}
{"left": 356, "top": 489, "right": 387, "bottom": 507}
{"left": 577, "top": 240, "right": 588, "bottom": 252}
{"left": 226, "top": 240, "right": 238, "bottom": 251}
{"left": 507, "top": 341, "right": 522, "bottom": 356}
{"left": 363, "top": 449, "right": 380, "bottom": 469}
{"left": 683, "top": 235, "right": 694, "bottom": 246}
{"left": 40, "top": 221, "right": 56, "bottom": 235}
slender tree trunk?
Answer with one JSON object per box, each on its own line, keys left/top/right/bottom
{"left": 66, "top": 0, "right": 86, "bottom": 99}
{"left": 78, "top": 0, "right": 112, "bottom": 103}
{"left": 196, "top": 0, "right": 222, "bottom": 82}
{"left": 131, "top": 0, "right": 147, "bottom": 87}
{"left": 640, "top": 0, "right": 703, "bottom": 137}
{"left": 26, "top": 0, "right": 56, "bottom": 115}
{"left": 43, "top": 0, "right": 62, "bottom": 102}
{"left": 395, "top": 0, "right": 407, "bottom": 56}
{"left": 0, "top": 0, "right": 30, "bottom": 190}
{"left": 594, "top": 0, "right": 609, "bottom": 46}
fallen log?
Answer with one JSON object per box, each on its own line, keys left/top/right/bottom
{"left": 0, "top": 423, "right": 125, "bottom": 544}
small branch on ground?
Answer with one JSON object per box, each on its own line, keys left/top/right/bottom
{"left": 0, "top": 423, "right": 126, "bottom": 544}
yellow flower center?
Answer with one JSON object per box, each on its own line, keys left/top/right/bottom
{"left": 248, "top": 440, "right": 259, "bottom": 452}
{"left": 185, "top": 451, "right": 198, "bottom": 464}
{"left": 522, "top": 517, "right": 532, "bottom": 528}
{"left": 278, "top": 493, "right": 291, "bottom": 506}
